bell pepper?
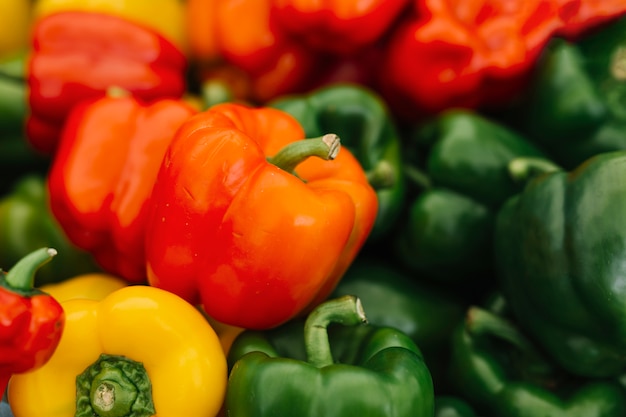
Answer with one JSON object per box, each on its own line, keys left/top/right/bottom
{"left": 434, "top": 396, "right": 478, "bottom": 417}
{"left": 448, "top": 305, "right": 626, "bottom": 416}
{"left": 494, "top": 150, "right": 626, "bottom": 378}
{"left": 0, "top": 248, "right": 64, "bottom": 396}
{"left": 7, "top": 285, "right": 227, "bottom": 417}
{"left": 270, "top": 83, "right": 406, "bottom": 241}
{"left": 330, "top": 255, "right": 466, "bottom": 390}
{"left": 270, "top": 0, "right": 410, "bottom": 55}
{"left": 394, "top": 110, "right": 546, "bottom": 286}
{"left": 48, "top": 93, "right": 197, "bottom": 282}
{"left": 507, "top": 15, "right": 626, "bottom": 170}
{"left": 0, "top": 176, "right": 98, "bottom": 286}
{"left": 33, "top": 0, "right": 187, "bottom": 51}
{"left": 0, "top": 0, "right": 31, "bottom": 61}
{"left": 379, "top": 0, "right": 626, "bottom": 120}
{"left": 27, "top": 11, "right": 188, "bottom": 155}
{"left": 39, "top": 273, "right": 127, "bottom": 302}
{"left": 145, "top": 102, "right": 378, "bottom": 329}
{"left": 226, "top": 295, "right": 434, "bottom": 416}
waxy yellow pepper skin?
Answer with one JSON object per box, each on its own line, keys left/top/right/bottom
{"left": 8, "top": 285, "right": 227, "bottom": 417}
{"left": 39, "top": 273, "right": 128, "bottom": 302}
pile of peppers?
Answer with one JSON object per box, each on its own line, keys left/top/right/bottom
{"left": 3, "top": 2, "right": 626, "bottom": 417}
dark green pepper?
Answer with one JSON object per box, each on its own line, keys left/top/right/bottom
{"left": 435, "top": 396, "right": 479, "bottom": 417}
{"left": 395, "top": 109, "right": 547, "bottom": 285}
{"left": 330, "top": 256, "right": 466, "bottom": 391}
{"left": 270, "top": 83, "right": 406, "bottom": 241}
{"left": 494, "top": 150, "right": 626, "bottom": 378}
{"left": 227, "top": 295, "right": 434, "bottom": 417}
{"left": 510, "top": 15, "right": 626, "bottom": 169}
{"left": 0, "top": 175, "right": 98, "bottom": 286}
{"left": 449, "top": 306, "right": 626, "bottom": 417}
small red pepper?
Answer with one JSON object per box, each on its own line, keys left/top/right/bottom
{"left": 27, "top": 11, "right": 187, "bottom": 155}
{"left": 0, "top": 247, "right": 64, "bottom": 395}
{"left": 48, "top": 93, "right": 197, "bottom": 282}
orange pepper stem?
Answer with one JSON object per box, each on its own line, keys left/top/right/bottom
{"left": 267, "top": 133, "right": 340, "bottom": 175}
{"left": 304, "top": 295, "right": 367, "bottom": 368}
{"left": 4, "top": 247, "right": 56, "bottom": 292}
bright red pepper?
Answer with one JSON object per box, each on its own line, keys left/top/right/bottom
{"left": 47, "top": 93, "right": 197, "bottom": 282}
{"left": 271, "top": 0, "right": 410, "bottom": 54}
{"left": 0, "top": 248, "right": 64, "bottom": 395}
{"left": 145, "top": 103, "right": 378, "bottom": 330}
{"left": 380, "top": 0, "right": 626, "bottom": 120}
{"left": 27, "top": 11, "right": 187, "bottom": 155}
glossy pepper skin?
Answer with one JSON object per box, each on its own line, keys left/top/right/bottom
{"left": 48, "top": 94, "right": 196, "bottom": 282}
{"left": 8, "top": 285, "right": 227, "bottom": 417}
{"left": 510, "top": 15, "right": 626, "bottom": 170}
{"left": 27, "top": 11, "right": 187, "bottom": 154}
{"left": 379, "top": 0, "right": 626, "bottom": 120}
{"left": 394, "top": 110, "right": 546, "bottom": 285}
{"left": 270, "top": 0, "right": 409, "bottom": 55}
{"left": 0, "top": 248, "right": 64, "bottom": 396}
{"left": 226, "top": 295, "right": 434, "bottom": 417}
{"left": 331, "top": 256, "right": 465, "bottom": 390}
{"left": 448, "top": 306, "right": 626, "bottom": 417}
{"left": 39, "top": 273, "right": 127, "bottom": 302}
{"left": 0, "top": 176, "right": 98, "bottom": 286}
{"left": 271, "top": 83, "right": 406, "bottom": 241}
{"left": 494, "top": 150, "right": 626, "bottom": 378}
{"left": 145, "top": 103, "right": 378, "bottom": 330}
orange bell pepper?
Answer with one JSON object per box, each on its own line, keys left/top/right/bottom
{"left": 145, "top": 103, "right": 378, "bottom": 329}
{"left": 47, "top": 93, "right": 197, "bottom": 282}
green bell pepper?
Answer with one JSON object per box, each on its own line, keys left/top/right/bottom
{"left": 511, "top": 15, "right": 626, "bottom": 169}
{"left": 449, "top": 306, "right": 626, "bottom": 417}
{"left": 435, "top": 396, "right": 479, "bottom": 417}
{"left": 226, "top": 295, "right": 434, "bottom": 417}
{"left": 330, "top": 255, "right": 466, "bottom": 390}
{"left": 494, "top": 150, "right": 626, "bottom": 378}
{"left": 270, "top": 83, "right": 406, "bottom": 241}
{"left": 0, "top": 175, "right": 98, "bottom": 286}
{"left": 395, "top": 109, "right": 546, "bottom": 285}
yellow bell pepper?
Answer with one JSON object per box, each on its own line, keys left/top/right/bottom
{"left": 8, "top": 285, "right": 227, "bottom": 417}
{"left": 0, "top": 0, "right": 31, "bottom": 60}
{"left": 33, "top": 0, "right": 187, "bottom": 52}
{"left": 39, "top": 273, "right": 128, "bottom": 302}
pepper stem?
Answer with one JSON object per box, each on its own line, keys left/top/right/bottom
{"left": 304, "top": 295, "right": 367, "bottom": 368}
{"left": 267, "top": 133, "right": 340, "bottom": 174}
{"left": 366, "top": 160, "right": 396, "bottom": 190}
{"left": 508, "top": 157, "right": 561, "bottom": 186}
{"left": 4, "top": 247, "right": 57, "bottom": 291}
{"left": 76, "top": 354, "right": 155, "bottom": 417}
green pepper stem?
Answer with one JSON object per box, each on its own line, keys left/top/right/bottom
{"left": 76, "top": 354, "right": 155, "bottom": 417}
{"left": 403, "top": 165, "right": 432, "bottom": 190}
{"left": 267, "top": 133, "right": 340, "bottom": 174}
{"left": 4, "top": 247, "right": 56, "bottom": 291}
{"left": 304, "top": 295, "right": 367, "bottom": 368}
{"left": 366, "top": 160, "right": 396, "bottom": 190}
{"left": 508, "top": 157, "right": 561, "bottom": 186}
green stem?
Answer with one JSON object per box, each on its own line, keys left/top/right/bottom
{"left": 403, "top": 165, "right": 432, "bottom": 190}
{"left": 267, "top": 133, "right": 340, "bottom": 174}
{"left": 508, "top": 157, "right": 561, "bottom": 186}
{"left": 304, "top": 295, "right": 367, "bottom": 368}
{"left": 76, "top": 354, "right": 155, "bottom": 417}
{"left": 366, "top": 160, "right": 396, "bottom": 190}
{"left": 4, "top": 247, "right": 56, "bottom": 292}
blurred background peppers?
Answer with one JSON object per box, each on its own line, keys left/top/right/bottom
{"left": 47, "top": 93, "right": 197, "bottom": 282}
{"left": 271, "top": 83, "right": 406, "bottom": 241}
{"left": 0, "top": 248, "right": 64, "bottom": 396}
{"left": 145, "top": 103, "right": 378, "bottom": 329}
{"left": 27, "top": 8, "right": 188, "bottom": 154}
{"left": 0, "top": 175, "right": 98, "bottom": 287}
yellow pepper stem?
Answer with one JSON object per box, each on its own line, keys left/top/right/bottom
{"left": 76, "top": 354, "right": 155, "bottom": 417}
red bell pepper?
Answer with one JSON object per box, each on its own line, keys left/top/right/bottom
{"left": 380, "top": 0, "right": 626, "bottom": 119}
{"left": 145, "top": 103, "right": 378, "bottom": 329}
{"left": 0, "top": 247, "right": 64, "bottom": 395}
{"left": 271, "top": 0, "right": 410, "bottom": 54}
{"left": 27, "top": 11, "right": 187, "bottom": 155}
{"left": 47, "top": 93, "right": 197, "bottom": 283}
